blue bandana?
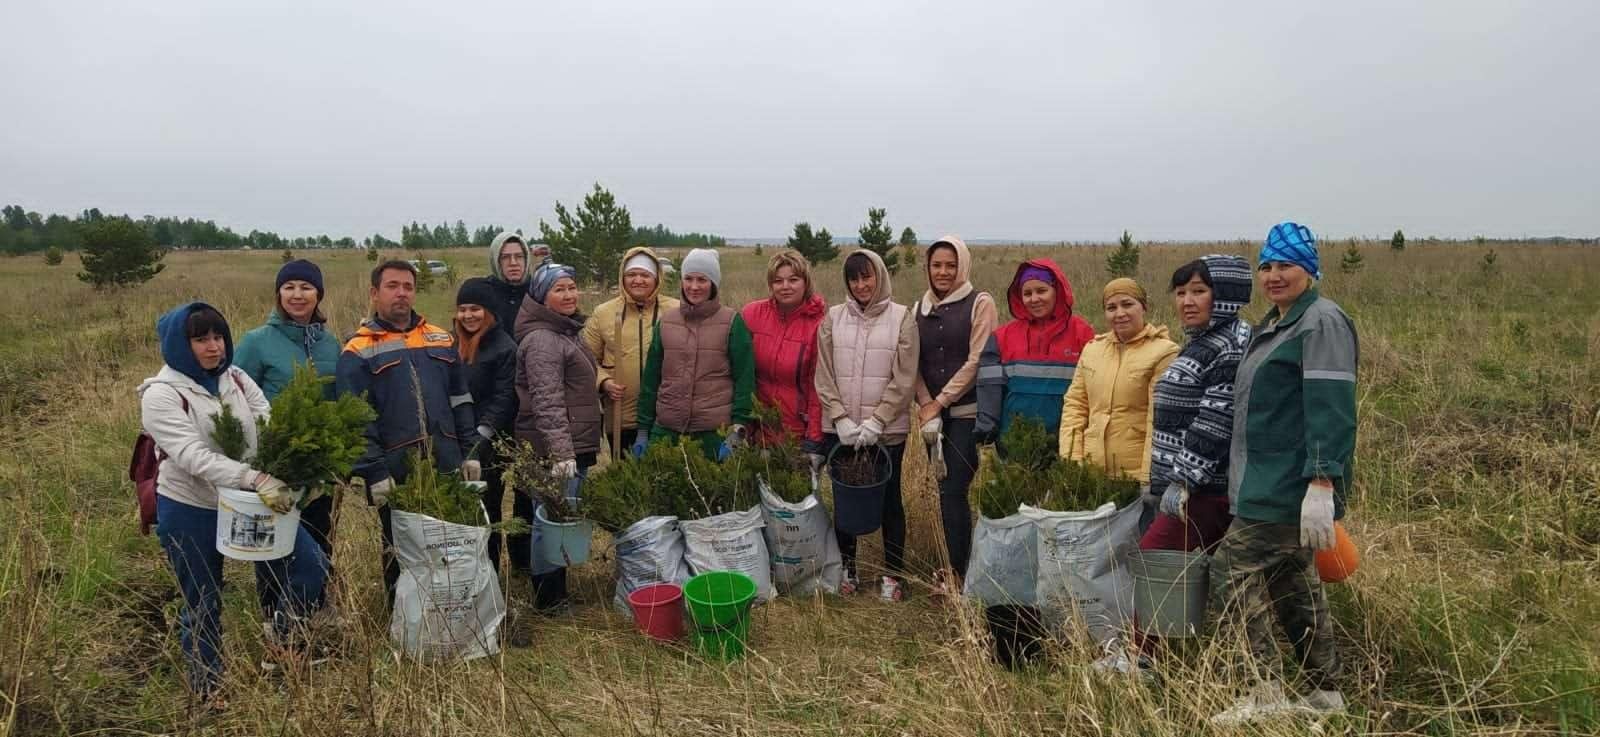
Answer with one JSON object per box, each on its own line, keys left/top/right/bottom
{"left": 1260, "top": 221, "right": 1321, "bottom": 279}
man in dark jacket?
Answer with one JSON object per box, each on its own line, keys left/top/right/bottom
{"left": 337, "top": 260, "right": 481, "bottom": 601}
{"left": 485, "top": 232, "right": 531, "bottom": 339}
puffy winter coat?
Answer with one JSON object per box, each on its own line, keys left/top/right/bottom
{"left": 580, "top": 246, "right": 680, "bottom": 431}
{"left": 458, "top": 323, "right": 519, "bottom": 441}
{"left": 234, "top": 310, "right": 342, "bottom": 400}
{"left": 336, "top": 312, "right": 475, "bottom": 486}
{"left": 137, "top": 302, "right": 272, "bottom": 510}
{"left": 741, "top": 292, "right": 826, "bottom": 448}
{"left": 514, "top": 296, "right": 602, "bottom": 461}
{"left": 814, "top": 248, "right": 918, "bottom": 443}
{"left": 976, "top": 258, "right": 1095, "bottom": 445}
{"left": 1058, "top": 322, "right": 1179, "bottom": 483}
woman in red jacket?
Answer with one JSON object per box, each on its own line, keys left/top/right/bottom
{"left": 741, "top": 250, "right": 827, "bottom": 460}
{"left": 975, "top": 258, "right": 1095, "bottom": 452}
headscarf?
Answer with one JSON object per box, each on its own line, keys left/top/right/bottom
{"left": 1260, "top": 221, "right": 1321, "bottom": 279}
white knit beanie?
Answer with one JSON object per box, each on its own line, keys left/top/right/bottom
{"left": 623, "top": 252, "right": 658, "bottom": 276}
{"left": 681, "top": 248, "right": 721, "bottom": 289}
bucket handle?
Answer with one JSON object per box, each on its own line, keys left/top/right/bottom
{"left": 825, "top": 442, "right": 893, "bottom": 485}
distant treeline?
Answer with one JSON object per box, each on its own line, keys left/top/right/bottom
{"left": 0, "top": 204, "right": 726, "bottom": 256}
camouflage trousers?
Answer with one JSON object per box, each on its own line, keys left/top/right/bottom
{"left": 1208, "top": 518, "right": 1339, "bottom": 690}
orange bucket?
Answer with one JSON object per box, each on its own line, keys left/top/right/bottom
{"left": 1315, "top": 523, "right": 1360, "bottom": 583}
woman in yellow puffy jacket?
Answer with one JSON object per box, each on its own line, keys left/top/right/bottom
{"left": 1058, "top": 278, "right": 1179, "bottom": 483}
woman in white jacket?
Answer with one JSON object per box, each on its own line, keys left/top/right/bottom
{"left": 137, "top": 302, "right": 327, "bottom": 705}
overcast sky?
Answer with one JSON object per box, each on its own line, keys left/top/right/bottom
{"left": 3, "top": 1, "right": 1596, "bottom": 241}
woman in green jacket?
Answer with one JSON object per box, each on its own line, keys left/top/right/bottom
{"left": 234, "top": 259, "right": 343, "bottom": 618}
{"left": 1210, "top": 222, "right": 1357, "bottom": 725}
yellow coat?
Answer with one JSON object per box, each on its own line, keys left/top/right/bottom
{"left": 1058, "top": 323, "right": 1179, "bottom": 483}
{"left": 579, "top": 246, "right": 681, "bottom": 431}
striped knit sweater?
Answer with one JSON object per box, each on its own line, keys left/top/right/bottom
{"left": 1148, "top": 255, "right": 1253, "bottom": 495}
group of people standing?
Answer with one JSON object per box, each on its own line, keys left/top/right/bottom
{"left": 138, "top": 221, "right": 1357, "bottom": 723}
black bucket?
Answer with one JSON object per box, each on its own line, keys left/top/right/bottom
{"left": 985, "top": 605, "right": 1046, "bottom": 669}
{"left": 827, "top": 444, "right": 892, "bottom": 535}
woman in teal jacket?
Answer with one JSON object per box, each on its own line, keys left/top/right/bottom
{"left": 1210, "top": 222, "right": 1357, "bottom": 725}
{"left": 234, "top": 259, "right": 343, "bottom": 619}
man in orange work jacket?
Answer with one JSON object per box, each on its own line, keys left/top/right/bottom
{"left": 338, "top": 259, "right": 481, "bottom": 602}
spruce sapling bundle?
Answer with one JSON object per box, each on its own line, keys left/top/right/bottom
{"left": 210, "top": 402, "right": 248, "bottom": 462}
{"left": 387, "top": 451, "right": 490, "bottom": 527}
{"left": 251, "top": 364, "right": 376, "bottom": 491}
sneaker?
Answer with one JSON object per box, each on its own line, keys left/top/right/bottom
{"left": 879, "top": 576, "right": 904, "bottom": 602}
{"left": 839, "top": 572, "right": 859, "bottom": 596}
{"left": 1297, "top": 689, "right": 1346, "bottom": 714}
{"left": 1209, "top": 681, "right": 1298, "bottom": 726}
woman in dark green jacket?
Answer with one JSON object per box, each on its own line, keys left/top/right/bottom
{"left": 1211, "top": 222, "right": 1357, "bottom": 725}
{"left": 234, "top": 259, "right": 343, "bottom": 620}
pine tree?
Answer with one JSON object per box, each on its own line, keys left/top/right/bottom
{"left": 281, "top": 249, "right": 294, "bottom": 263}
{"left": 413, "top": 252, "right": 435, "bottom": 292}
{"left": 898, "top": 227, "right": 919, "bottom": 269}
{"left": 77, "top": 217, "right": 166, "bottom": 289}
{"left": 786, "top": 223, "right": 837, "bottom": 265}
{"left": 1106, "top": 230, "right": 1140, "bottom": 278}
{"left": 44, "top": 246, "right": 63, "bottom": 266}
{"left": 1340, "top": 241, "right": 1365, "bottom": 273}
{"left": 1390, "top": 229, "right": 1406, "bottom": 251}
{"left": 539, "top": 183, "right": 634, "bottom": 284}
{"left": 858, "top": 207, "right": 899, "bottom": 274}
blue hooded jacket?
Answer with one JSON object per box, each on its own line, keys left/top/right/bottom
{"left": 156, "top": 301, "right": 234, "bottom": 396}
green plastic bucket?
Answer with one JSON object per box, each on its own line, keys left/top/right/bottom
{"left": 683, "top": 571, "right": 758, "bottom": 660}
{"left": 1131, "top": 550, "right": 1210, "bottom": 637}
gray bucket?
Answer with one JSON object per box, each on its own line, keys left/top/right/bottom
{"left": 1131, "top": 550, "right": 1210, "bottom": 638}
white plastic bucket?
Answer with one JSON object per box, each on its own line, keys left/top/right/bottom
{"left": 215, "top": 486, "right": 300, "bottom": 561}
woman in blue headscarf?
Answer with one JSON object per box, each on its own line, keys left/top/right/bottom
{"left": 137, "top": 302, "right": 328, "bottom": 705}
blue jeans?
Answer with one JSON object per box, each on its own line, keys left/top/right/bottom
{"left": 156, "top": 495, "right": 328, "bottom": 695}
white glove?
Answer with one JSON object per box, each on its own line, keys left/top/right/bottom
{"left": 1160, "top": 482, "right": 1188, "bottom": 520}
{"left": 476, "top": 425, "right": 495, "bottom": 440}
{"left": 855, "top": 417, "right": 883, "bottom": 449}
{"left": 834, "top": 418, "right": 860, "bottom": 447}
{"left": 250, "top": 472, "right": 294, "bottom": 515}
{"left": 725, "top": 424, "right": 748, "bottom": 450}
{"left": 461, "top": 459, "right": 483, "bottom": 482}
{"left": 1300, "top": 481, "right": 1336, "bottom": 550}
{"left": 552, "top": 458, "right": 579, "bottom": 480}
{"left": 367, "top": 478, "right": 393, "bottom": 507}
{"left": 920, "top": 417, "right": 942, "bottom": 449}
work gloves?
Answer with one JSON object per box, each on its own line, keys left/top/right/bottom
{"left": 1160, "top": 482, "right": 1188, "bottom": 521}
{"left": 834, "top": 418, "right": 861, "bottom": 447}
{"left": 367, "top": 478, "right": 393, "bottom": 507}
{"left": 1300, "top": 481, "right": 1336, "bottom": 551}
{"left": 808, "top": 453, "right": 825, "bottom": 476}
{"left": 250, "top": 472, "right": 294, "bottom": 515}
{"left": 717, "top": 424, "right": 748, "bottom": 462}
{"left": 552, "top": 458, "right": 579, "bottom": 481}
{"left": 461, "top": 460, "right": 482, "bottom": 482}
{"left": 630, "top": 430, "right": 650, "bottom": 459}
{"left": 921, "top": 418, "right": 947, "bottom": 481}
{"left": 855, "top": 418, "right": 883, "bottom": 450}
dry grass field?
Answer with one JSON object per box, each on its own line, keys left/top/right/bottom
{"left": 0, "top": 241, "right": 1596, "bottom": 736}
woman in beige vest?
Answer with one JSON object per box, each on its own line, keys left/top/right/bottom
{"left": 635, "top": 248, "right": 757, "bottom": 460}
{"left": 814, "top": 250, "right": 919, "bottom": 601}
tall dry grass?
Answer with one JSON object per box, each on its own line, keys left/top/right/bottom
{"left": 0, "top": 242, "right": 1596, "bottom": 736}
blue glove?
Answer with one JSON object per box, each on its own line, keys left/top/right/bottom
{"left": 630, "top": 434, "right": 649, "bottom": 459}
{"left": 716, "top": 442, "right": 733, "bottom": 462}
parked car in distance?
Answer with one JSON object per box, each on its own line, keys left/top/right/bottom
{"left": 407, "top": 259, "right": 451, "bottom": 276}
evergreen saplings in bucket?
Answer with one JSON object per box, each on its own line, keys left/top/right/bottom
{"left": 827, "top": 444, "right": 892, "bottom": 536}
{"left": 684, "top": 570, "right": 758, "bottom": 660}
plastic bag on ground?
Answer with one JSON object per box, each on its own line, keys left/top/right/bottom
{"left": 612, "top": 515, "right": 692, "bottom": 615}
{"left": 1024, "top": 501, "right": 1142, "bottom": 644}
{"left": 389, "top": 508, "right": 504, "bottom": 662}
{"left": 963, "top": 512, "right": 1039, "bottom": 607}
{"left": 759, "top": 482, "right": 843, "bottom": 597}
{"left": 681, "top": 506, "right": 775, "bottom": 603}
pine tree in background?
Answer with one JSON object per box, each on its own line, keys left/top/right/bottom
{"left": 413, "top": 252, "right": 435, "bottom": 292}
{"left": 1340, "top": 241, "right": 1365, "bottom": 273}
{"left": 281, "top": 249, "right": 294, "bottom": 263}
{"left": 858, "top": 207, "right": 899, "bottom": 274}
{"left": 539, "top": 183, "right": 634, "bottom": 284}
{"left": 786, "top": 223, "right": 837, "bottom": 265}
{"left": 76, "top": 218, "right": 165, "bottom": 289}
{"left": 44, "top": 246, "right": 63, "bottom": 266}
{"left": 1106, "top": 230, "right": 1140, "bottom": 278}
{"left": 1391, "top": 229, "right": 1406, "bottom": 252}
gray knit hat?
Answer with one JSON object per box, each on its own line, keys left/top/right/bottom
{"left": 681, "top": 248, "right": 722, "bottom": 289}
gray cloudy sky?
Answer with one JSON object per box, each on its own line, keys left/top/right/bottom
{"left": 3, "top": 1, "right": 1596, "bottom": 241}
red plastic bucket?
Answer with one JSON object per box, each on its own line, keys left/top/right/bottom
{"left": 627, "top": 583, "right": 685, "bottom": 641}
